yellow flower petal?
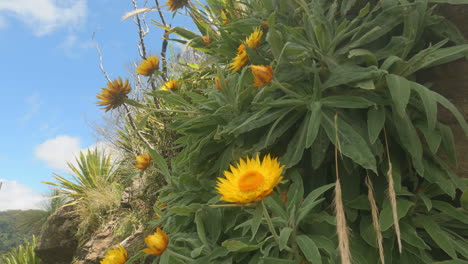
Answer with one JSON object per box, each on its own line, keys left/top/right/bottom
{"left": 96, "top": 77, "right": 132, "bottom": 112}
{"left": 251, "top": 65, "right": 273, "bottom": 87}
{"left": 136, "top": 55, "right": 159, "bottom": 76}
{"left": 142, "top": 228, "right": 169, "bottom": 256}
{"left": 100, "top": 245, "right": 128, "bottom": 264}
{"left": 216, "top": 154, "right": 284, "bottom": 204}
{"left": 134, "top": 154, "right": 151, "bottom": 170}
{"left": 161, "top": 80, "right": 179, "bottom": 91}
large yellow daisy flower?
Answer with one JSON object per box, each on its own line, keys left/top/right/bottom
{"left": 100, "top": 245, "right": 128, "bottom": 264}
{"left": 216, "top": 154, "right": 284, "bottom": 204}
{"left": 97, "top": 77, "right": 131, "bottom": 112}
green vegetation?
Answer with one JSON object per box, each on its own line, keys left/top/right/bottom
{"left": 37, "top": 0, "right": 468, "bottom": 263}
{"left": 0, "top": 236, "right": 41, "bottom": 264}
{"left": 0, "top": 210, "right": 41, "bottom": 255}
{"left": 44, "top": 148, "right": 124, "bottom": 240}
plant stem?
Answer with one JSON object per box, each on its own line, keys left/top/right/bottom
{"left": 261, "top": 200, "right": 294, "bottom": 253}
{"left": 166, "top": 249, "right": 194, "bottom": 262}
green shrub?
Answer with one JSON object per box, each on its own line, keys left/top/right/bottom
{"left": 102, "top": 0, "right": 468, "bottom": 263}
{"left": 1, "top": 236, "right": 40, "bottom": 264}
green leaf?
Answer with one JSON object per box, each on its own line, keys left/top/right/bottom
{"left": 420, "top": 217, "right": 457, "bottom": 259}
{"left": 432, "top": 92, "right": 468, "bottom": 136}
{"left": 280, "top": 115, "right": 309, "bottom": 168}
{"left": 322, "top": 111, "right": 377, "bottom": 172}
{"left": 125, "top": 98, "right": 144, "bottom": 108}
{"left": 393, "top": 112, "right": 423, "bottom": 173}
{"left": 429, "top": 0, "right": 468, "bottom": 2}
{"left": 348, "top": 49, "right": 378, "bottom": 66}
{"left": 296, "top": 235, "right": 322, "bottom": 264}
{"left": 432, "top": 201, "right": 468, "bottom": 224}
{"left": 323, "top": 64, "right": 385, "bottom": 89}
{"left": 410, "top": 82, "right": 438, "bottom": 130}
{"left": 278, "top": 227, "right": 293, "bottom": 251}
{"left": 297, "top": 183, "right": 335, "bottom": 224}
{"left": 321, "top": 96, "right": 375, "bottom": 108}
{"left": 367, "top": 106, "right": 385, "bottom": 144}
{"left": 420, "top": 44, "right": 468, "bottom": 69}
{"left": 386, "top": 74, "right": 411, "bottom": 117}
{"left": 148, "top": 148, "right": 171, "bottom": 182}
{"left": 251, "top": 203, "right": 263, "bottom": 240}
{"left": 221, "top": 239, "right": 266, "bottom": 252}
{"left": 439, "top": 123, "right": 457, "bottom": 166}
{"left": 195, "top": 211, "right": 209, "bottom": 246}
{"left": 260, "top": 257, "right": 296, "bottom": 264}
{"left": 418, "top": 192, "right": 432, "bottom": 211}
{"left": 379, "top": 199, "right": 414, "bottom": 231}
{"left": 305, "top": 102, "right": 321, "bottom": 148}
{"left": 400, "top": 222, "right": 430, "bottom": 250}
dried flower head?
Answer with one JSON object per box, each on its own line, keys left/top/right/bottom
{"left": 142, "top": 228, "right": 169, "bottom": 256}
{"left": 100, "top": 245, "right": 128, "bottom": 264}
{"left": 166, "top": 0, "right": 189, "bottom": 12}
{"left": 135, "top": 154, "right": 151, "bottom": 170}
{"left": 251, "top": 65, "right": 273, "bottom": 87}
{"left": 216, "top": 154, "right": 284, "bottom": 204}
{"left": 97, "top": 77, "right": 131, "bottom": 112}
{"left": 136, "top": 55, "right": 160, "bottom": 76}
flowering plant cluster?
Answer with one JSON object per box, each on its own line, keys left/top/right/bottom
{"left": 96, "top": 0, "right": 468, "bottom": 263}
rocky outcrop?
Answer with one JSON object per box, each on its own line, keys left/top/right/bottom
{"left": 74, "top": 224, "right": 115, "bottom": 264}
{"left": 35, "top": 206, "right": 79, "bottom": 264}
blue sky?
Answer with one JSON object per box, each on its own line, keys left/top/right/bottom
{"left": 0, "top": 0, "right": 193, "bottom": 210}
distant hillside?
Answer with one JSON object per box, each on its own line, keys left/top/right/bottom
{"left": 0, "top": 210, "right": 45, "bottom": 254}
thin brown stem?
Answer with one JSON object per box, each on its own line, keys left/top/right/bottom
{"left": 155, "top": 0, "right": 169, "bottom": 81}
{"left": 123, "top": 103, "right": 153, "bottom": 149}
{"left": 92, "top": 32, "right": 111, "bottom": 83}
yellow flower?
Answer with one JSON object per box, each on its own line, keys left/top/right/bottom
{"left": 216, "top": 154, "right": 284, "bottom": 204}
{"left": 251, "top": 65, "right": 273, "bottom": 87}
{"left": 142, "top": 228, "right": 169, "bottom": 256}
{"left": 100, "top": 245, "right": 128, "bottom": 264}
{"left": 135, "top": 154, "right": 151, "bottom": 170}
{"left": 229, "top": 28, "right": 263, "bottom": 73}
{"left": 166, "top": 0, "right": 189, "bottom": 11}
{"left": 244, "top": 27, "right": 263, "bottom": 50}
{"left": 161, "top": 80, "right": 179, "bottom": 91}
{"left": 136, "top": 55, "right": 159, "bottom": 76}
{"left": 97, "top": 77, "right": 131, "bottom": 112}
{"left": 229, "top": 44, "right": 249, "bottom": 72}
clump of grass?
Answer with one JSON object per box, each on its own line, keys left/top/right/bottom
{"left": 1, "top": 236, "right": 41, "bottom": 264}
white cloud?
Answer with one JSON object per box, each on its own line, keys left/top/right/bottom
{"left": 0, "top": 0, "right": 87, "bottom": 36}
{"left": 35, "top": 136, "right": 119, "bottom": 172}
{"left": 35, "top": 135, "right": 82, "bottom": 171}
{"left": 0, "top": 180, "right": 45, "bottom": 211}
{"left": 58, "top": 34, "right": 93, "bottom": 57}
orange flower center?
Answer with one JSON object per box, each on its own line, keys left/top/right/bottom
{"left": 238, "top": 170, "right": 264, "bottom": 192}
